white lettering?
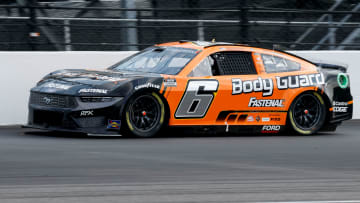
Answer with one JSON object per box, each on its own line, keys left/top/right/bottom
{"left": 79, "top": 89, "right": 108, "bottom": 94}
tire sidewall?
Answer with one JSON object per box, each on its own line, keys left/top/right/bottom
{"left": 288, "top": 92, "right": 326, "bottom": 135}
{"left": 122, "top": 92, "right": 166, "bottom": 137}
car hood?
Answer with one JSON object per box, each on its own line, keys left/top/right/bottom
{"left": 31, "top": 69, "right": 164, "bottom": 96}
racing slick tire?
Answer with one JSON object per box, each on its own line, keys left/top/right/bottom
{"left": 122, "top": 92, "right": 166, "bottom": 138}
{"left": 288, "top": 92, "right": 326, "bottom": 135}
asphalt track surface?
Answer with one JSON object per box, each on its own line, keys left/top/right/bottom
{"left": 1, "top": 121, "right": 360, "bottom": 203}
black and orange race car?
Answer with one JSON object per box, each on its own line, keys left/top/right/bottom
{"left": 27, "top": 41, "right": 352, "bottom": 137}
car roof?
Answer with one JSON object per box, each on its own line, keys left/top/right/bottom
{"left": 156, "top": 40, "right": 242, "bottom": 49}
{"left": 156, "top": 40, "right": 315, "bottom": 65}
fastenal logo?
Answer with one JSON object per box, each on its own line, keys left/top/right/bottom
{"left": 43, "top": 97, "right": 52, "bottom": 104}
{"left": 78, "top": 88, "right": 108, "bottom": 94}
{"left": 248, "top": 97, "right": 284, "bottom": 107}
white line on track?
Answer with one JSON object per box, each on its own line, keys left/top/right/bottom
{"left": 256, "top": 201, "right": 360, "bottom": 203}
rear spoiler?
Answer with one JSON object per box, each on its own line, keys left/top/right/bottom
{"left": 314, "top": 63, "right": 347, "bottom": 73}
{"left": 281, "top": 50, "right": 348, "bottom": 73}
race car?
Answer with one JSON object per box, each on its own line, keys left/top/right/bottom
{"left": 27, "top": 41, "right": 353, "bottom": 137}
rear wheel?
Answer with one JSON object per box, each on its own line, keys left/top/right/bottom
{"left": 122, "top": 92, "right": 166, "bottom": 138}
{"left": 288, "top": 92, "right": 326, "bottom": 135}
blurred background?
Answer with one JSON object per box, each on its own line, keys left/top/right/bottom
{"left": 0, "top": 0, "right": 359, "bottom": 51}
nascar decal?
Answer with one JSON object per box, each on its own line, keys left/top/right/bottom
{"left": 232, "top": 73, "right": 325, "bottom": 96}
{"left": 164, "top": 78, "right": 177, "bottom": 87}
{"left": 175, "top": 80, "right": 219, "bottom": 118}
{"left": 248, "top": 97, "right": 284, "bottom": 107}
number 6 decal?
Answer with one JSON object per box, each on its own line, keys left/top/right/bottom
{"left": 175, "top": 80, "right": 219, "bottom": 118}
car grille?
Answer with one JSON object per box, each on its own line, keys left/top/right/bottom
{"left": 76, "top": 117, "right": 106, "bottom": 128}
{"left": 33, "top": 110, "right": 75, "bottom": 128}
{"left": 30, "top": 92, "right": 76, "bottom": 108}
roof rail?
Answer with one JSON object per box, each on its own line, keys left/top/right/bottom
{"left": 274, "top": 49, "right": 315, "bottom": 65}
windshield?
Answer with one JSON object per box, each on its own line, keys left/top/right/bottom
{"left": 109, "top": 46, "right": 199, "bottom": 75}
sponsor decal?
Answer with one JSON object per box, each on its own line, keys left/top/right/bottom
{"left": 247, "top": 116, "right": 254, "bottom": 122}
{"left": 276, "top": 73, "right": 325, "bottom": 90}
{"left": 95, "top": 75, "right": 125, "bottom": 82}
{"left": 262, "top": 117, "right": 270, "bottom": 122}
{"left": 164, "top": 78, "right": 177, "bottom": 87}
{"left": 333, "top": 101, "right": 348, "bottom": 106}
{"left": 261, "top": 125, "right": 281, "bottom": 133}
{"left": 135, "top": 83, "right": 160, "bottom": 90}
{"left": 232, "top": 77, "right": 273, "bottom": 97}
{"left": 42, "top": 82, "right": 72, "bottom": 90}
{"left": 255, "top": 116, "right": 261, "bottom": 122}
{"left": 80, "top": 110, "right": 94, "bottom": 116}
{"left": 53, "top": 72, "right": 125, "bottom": 82}
{"left": 333, "top": 107, "right": 348, "bottom": 112}
{"left": 53, "top": 72, "right": 78, "bottom": 77}
{"left": 78, "top": 88, "right": 108, "bottom": 94}
{"left": 232, "top": 73, "right": 325, "bottom": 97}
{"left": 248, "top": 97, "right": 284, "bottom": 107}
{"left": 332, "top": 101, "right": 349, "bottom": 113}
{"left": 271, "top": 117, "right": 281, "bottom": 121}
{"left": 107, "top": 120, "right": 121, "bottom": 129}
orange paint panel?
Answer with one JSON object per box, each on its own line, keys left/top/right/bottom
{"left": 156, "top": 41, "right": 323, "bottom": 127}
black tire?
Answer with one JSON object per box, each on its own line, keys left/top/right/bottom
{"left": 122, "top": 92, "right": 166, "bottom": 138}
{"left": 288, "top": 92, "right": 326, "bottom": 135}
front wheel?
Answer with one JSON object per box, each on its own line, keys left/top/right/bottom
{"left": 288, "top": 92, "right": 326, "bottom": 135}
{"left": 122, "top": 92, "right": 166, "bottom": 138}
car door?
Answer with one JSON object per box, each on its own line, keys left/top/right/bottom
{"left": 207, "top": 51, "right": 277, "bottom": 126}
{"left": 172, "top": 50, "right": 270, "bottom": 126}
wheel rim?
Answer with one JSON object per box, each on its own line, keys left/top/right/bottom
{"left": 292, "top": 94, "right": 322, "bottom": 130}
{"left": 128, "top": 95, "right": 160, "bottom": 132}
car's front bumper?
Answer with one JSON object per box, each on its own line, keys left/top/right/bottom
{"left": 27, "top": 93, "right": 125, "bottom": 134}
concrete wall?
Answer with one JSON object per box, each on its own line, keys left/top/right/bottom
{"left": 0, "top": 51, "right": 358, "bottom": 125}
{"left": 293, "top": 51, "right": 359, "bottom": 120}
{"left": 0, "top": 52, "right": 135, "bottom": 125}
